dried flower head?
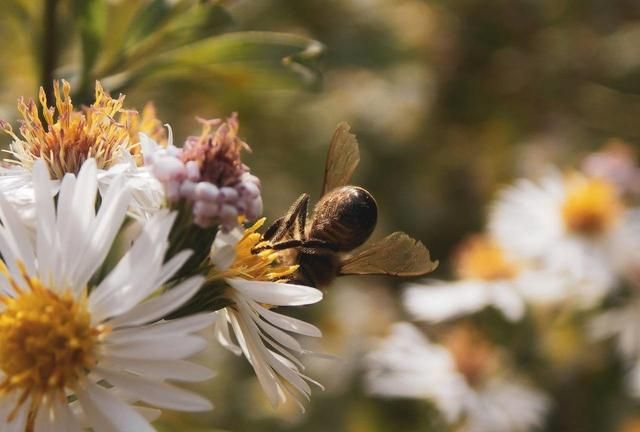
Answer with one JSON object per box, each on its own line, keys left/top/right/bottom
{"left": 0, "top": 80, "right": 135, "bottom": 179}
{"left": 149, "top": 114, "right": 263, "bottom": 230}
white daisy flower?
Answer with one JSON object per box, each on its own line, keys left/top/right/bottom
{"left": 366, "top": 323, "right": 549, "bottom": 432}
{"left": 404, "top": 235, "right": 569, "bottom": 323}
{"left": 0, "top": 158, "right": 213, "bottom": 431}
{"left": 489, "top": 172, "right": 638, "bottom": 308}
{"left": 0, "top": 80, "right": 166, "bottom": 223}
{"left": 209, "top": 219, "right": 324, "bottom": 409}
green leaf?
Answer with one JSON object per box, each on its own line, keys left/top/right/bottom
{"left": 73, "top": 0, "right": 107, "bottom": 83}
{"left": 122, "top": 0, "right": 179, "bottom": 48}
{"left": 131, "top": 3, "right": 233, "bottom": 54}
{"left": 107, "top": 31, "right": 325, "bottom": 93}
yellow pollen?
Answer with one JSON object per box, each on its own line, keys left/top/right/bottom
{"left": 0, "top": 80, "right": 144, "bottom": 179}
{"left": 215, "top": 218, "right": 298, "bottom": 282}
{"left": 0, "top": 265, "right": 105, "bottom": 421}
{"left": 119, "top": 102, "right": 168, "bottom": 154}
{"left": 454, "top": 235, "right": 519, "bottom": 281}
{"left": 562, "top": 176, "right": 622, "bottom": 235}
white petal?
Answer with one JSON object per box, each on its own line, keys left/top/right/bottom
{"left": 33, "top": 160, "right": 57, "bottom": 281}
{"left": 95, "top": 367, "right": 213, "bottom": 412}
{"left": 103, "top": 335, "right": 207, "bottom": 360}
{"left": 252, "top": 301, "right": 322, "bottom": 337}
{"left": 0, "top": 185, "right": 36, "bottom": 273}
{"left": 100, "top": 357, "right": 215, "bottom": 382}
{"left": 403, "top": 280, "right": 491, "bottom": 323}
{"left": 0, "top": 392, "right": 29, "bottom": 432}
{"left": 34, "top": 397, "right": 83, "bottom": 432}
{"left": 71, "top": 175, "right": 131, "bottom": 291}
{"left": 213, "top": 309, "right": 243, "bottom": 355}
{"left": 89, "top": 212, "right": 177, "bottom": 321}
{"left": 106, "top": 276, "right": 203, "bottom": 328}
{"left": 75, "top": 382, "right": 155, "bottom": 432}
{"left": 228, "top": 278, "right": 323, "bottom": 306}
{"left": 108, "top": 313, "right": 215, "bottom": 344}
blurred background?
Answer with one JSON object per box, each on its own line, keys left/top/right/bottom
{"left": 2, "top": 0, "right": 640, "bottom": 430}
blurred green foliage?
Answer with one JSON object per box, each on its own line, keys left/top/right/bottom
{"left": 3, "top": 0, "right": 640, "bottom": 431}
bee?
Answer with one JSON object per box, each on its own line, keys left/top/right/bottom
{"left": 251, "top": 122, "right": 437, "bottom": 288}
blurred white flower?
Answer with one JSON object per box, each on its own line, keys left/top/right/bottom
{"left": 209, "top": 219, "right": 323, "bottom": 409}
{"left": 489, "top": 172, "right": 639, "bottom": 308}
{"left": 366, "top": 323, "right": 549, "bottom": 432}
{"left": 404, "top": 234, "right": 572, "bottom": 323}
{"left": 403, "top": 235, "right": 565, "bottom": 323}
{"left": 590, "top": 300, "right": 640, "bottom": 361}
{"left": 0, "top": 159, "right": 213, "bottom": 431}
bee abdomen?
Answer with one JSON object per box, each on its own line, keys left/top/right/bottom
{"left": 310, "top": 186, "right": 377, "bottom": 251}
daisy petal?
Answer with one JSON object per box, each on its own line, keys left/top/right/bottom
{"left": 95, "top": 368, "right": 213, "bottom": 412}
{"left": 228, "top": 278, "right": 323, "bottom": 306}
{"left": 76, "top": 383, "right": 155, "bottom": 432}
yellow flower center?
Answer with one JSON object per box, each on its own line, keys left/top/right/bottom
{"left": 442, "top": 324, "right": 498, "bottom": 387}
{"left": 119, "top": 102, "right": 168, "bottom": 151}
{"left": 561, "top": 176, "right": 622, "bottom": 235}
{"left": 217, "top": 218, "right": 298, "bottom": 282}
{"left": 0, "top": 80, "right": 159, "bottom": 179}
{"left": 0, "top": 263, "right": 105, "bottom": 421}
{"left": 454, "top": 235, "right": 519, "bottom": 281}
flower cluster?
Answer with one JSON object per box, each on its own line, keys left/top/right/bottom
{"left": 366, "top": 142, "right": 640, "bottom": 431}
{"left": 0, "top": 81, "right": 343, "bottom": 431}
{"left": 146, "top": 115, "right": 263, "bottom": 230}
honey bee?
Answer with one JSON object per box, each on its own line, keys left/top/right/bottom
{"left": 252, "top": 122, "right": 438, "bottom": 287}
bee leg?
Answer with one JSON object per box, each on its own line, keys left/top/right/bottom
{"left": 261, "top": 216, "right": 285, "bottom": 242}
{"left": 272, "top": 193, "right": 310, "bottom": 242}
{"left": 299, "top": 238, "right": 340, "bottom": 252}
{"left": 253, "top": 238, "right": 304, "bottom": 253}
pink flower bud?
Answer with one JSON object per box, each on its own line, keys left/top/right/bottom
{"left": 180, "top": 180, "right": 197, "bottom": 201}
{"left": 194, "top": 182, "right": 219, "bottom": 202}
{"left": 246, "top": 196, "right": 263, "bottom": 220}
{"left": 194, "top": 201, "right": 220, "bottom": 218}
{"left": 219, "top": 204, "right": 238, "bottom": 222}
{"left": 219, "top": 187, "right": 239, "bottom": 203}
{"left": 185, "top": 160, "right": 200, "bottom": 181}
{"left": 152, "top": 156, "right": 185, "bottom": 182}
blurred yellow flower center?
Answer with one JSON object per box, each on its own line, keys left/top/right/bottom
{"left": 0, "top": 80, "right": 164, "bottom": 179}
{"left": 454, "top": 235, "right": 519, "bottom": 281}
{"left": 443, "top": 324, "right": 498, "bottom": 386}
{"left": 562, "top": 177, "right": 621, "bottom": 235}
{"left": 619, "top": 418, "right": 640, "bottom": 432}
{"left": 0, "top": 263, "right": 104, "bottom": 420}
{"left": 221, "top": 218, "right": 298, "bottom": 282}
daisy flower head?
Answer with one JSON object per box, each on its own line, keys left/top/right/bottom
{"left": 0, "top": 159, "right": 213, "bottom": 431}
{"left": 366, "top": 323, "right": 549, "bottom": 432}
{"left": 404, "top": 234, "right": 569, "bottom": 323}
{"left": 404, "top": 235, "right": 525, "bottom": 323}
{"left": 207, "top": 218, "right": 324, "bottom": 410}
{"left": 489, "top": 171, "right": 637, "bottom": 308}
{"left": 146, "top": 114, "right": 263, "bottom": 231}
{"left": 0, "top": 80, "right": 166, "bottom": 222}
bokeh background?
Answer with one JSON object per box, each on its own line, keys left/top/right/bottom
{"left": 2, "top": 0, "right": 640, "bottom": 430}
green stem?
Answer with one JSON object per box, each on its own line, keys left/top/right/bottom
{"left": 41, "top": 0, "right": 59, "bottom": 101}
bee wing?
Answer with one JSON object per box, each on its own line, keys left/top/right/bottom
{"left": 339, "top": 232, "right": 438, "bottom": 277}
{"left": 322, "top": 122, "right": 360, "bottom": 196}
